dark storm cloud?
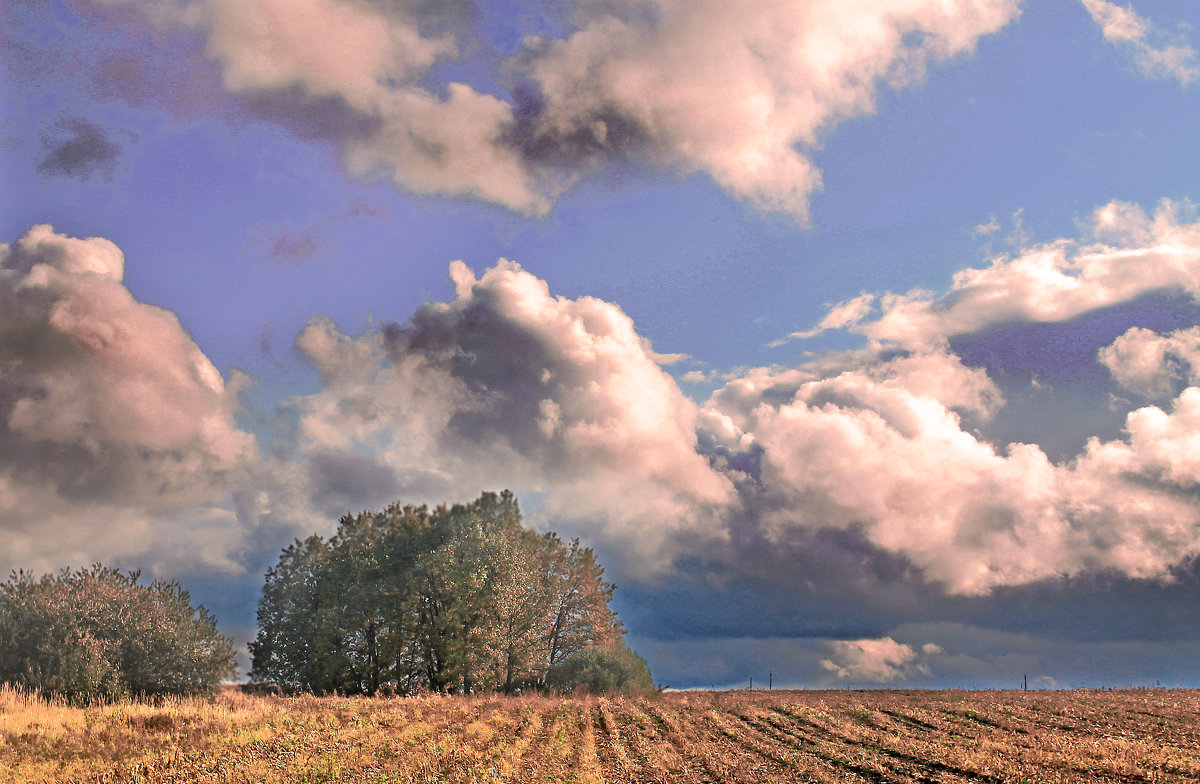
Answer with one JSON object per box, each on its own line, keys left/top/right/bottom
{"left": 36, "top": 116, "right": 128, "bottom": 182}
{"left": 618, "top": 526, "right": 934, "bottom": 642}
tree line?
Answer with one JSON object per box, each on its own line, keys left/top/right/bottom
{"left": 0, "top": 491, "right": 651, "bottom": 702}
{"left": 249, "top": 490, "right": 652, "bottom": 695}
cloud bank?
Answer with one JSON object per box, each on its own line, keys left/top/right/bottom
{"left": 262, "top": 198, "right": 1200, "bottom": 596}
{"left": 11, "top": 198, "right": 1200, "bottom": 603}
{"left": 77, "top": 0, "right": 1020, "bottom": 218}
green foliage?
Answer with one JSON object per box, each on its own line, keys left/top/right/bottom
{"left": 250, "top": 490, "right": 636, "bottom": 694}
{"left": 545, "top": 641, "right": 656, "bottom": 695}
{"left": 0, "top": 565, "right": 236, "bottom": 703}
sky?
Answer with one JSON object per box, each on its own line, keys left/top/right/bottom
{"left": 3, "top": 0, "right": 1200, "bottom": 690}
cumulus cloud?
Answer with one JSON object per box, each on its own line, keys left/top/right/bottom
{"left": 83, "top": 0, "right": 1020, "bottom": 217}
{"left": 1085, "top": 388, "right": 1200, "bottom": 490}
{"left": 801, "top": 200, "right": 1200, "bottom": 348}
{"left": 518, "top": 0, "right": 1020, "bottom": 219}
{"left": 819, "top": 637, "right": 939, "bottom": 683}
{"left": 1081, "top": 0, "right": 1198, "bottom": 85}
{"left": 265, "top": 206, "right": 1200, "bottom": 595}
{"left": 694, "top": 202, "right": 1200, "bottom": 594}
{"left": 1099, "top": 326, "right": 1200, "bottom": 398}
{"left": 287, "top": 258, "right": 735, "bottom": 572}
{"left": 700, "top": 348, "right": 1174, "bottom": 594}
{"left": 36, "top": 116, "right": 128, "bottom": 182}
{"left": 268, "top": 228, "right": 1200, "bottom": 596}
{"left": 0, "top": 224, "right": 258, "bottom": 574}
{"left": 701, "top": 354, "right": 1082, "bottom": 594}
{"left": 16, "top": 209, "right": 1200, "bottom": 603}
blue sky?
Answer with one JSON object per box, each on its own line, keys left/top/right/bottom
{"left": 4, "top": 0, "right": 1200, "bottom": 689}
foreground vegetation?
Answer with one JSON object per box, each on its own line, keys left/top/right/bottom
{"left": 3, "top": 685, "right": 1199, "bottom": 783}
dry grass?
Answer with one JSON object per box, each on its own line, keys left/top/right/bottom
{"left": 2, "top": 684, "right": 1198, "bottom": 782}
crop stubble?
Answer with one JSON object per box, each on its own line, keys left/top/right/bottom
{"left": 2, "top": 685, "right": 1198, "bottom": 782}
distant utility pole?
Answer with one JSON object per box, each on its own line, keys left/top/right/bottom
{"left": 749, "top": 676, "right": 753, "bottom": 690}
{"left": 769, "top": 672, "right": 773, "bottom": 690}
{"left": 1023, "top": 674, "right": 1028, "bottom": 691}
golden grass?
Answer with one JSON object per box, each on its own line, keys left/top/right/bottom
{"left": 2, "top": 684, "right": 1199, "bottom": 782}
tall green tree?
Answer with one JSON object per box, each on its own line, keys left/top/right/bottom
{"left": 249, "top": 490, "right": 639, "bottom": 694}
{"left": 0, "top": 565, "right": 236, "bottom": 703}
{"left": 247, "top": 536, "right": 347, "bottom": 693}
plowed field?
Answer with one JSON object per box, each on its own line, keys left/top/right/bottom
{"left": 3, "top": 686, "right": 1198, "bottom": 782}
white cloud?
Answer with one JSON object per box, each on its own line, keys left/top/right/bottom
{"left": 95, "top": 0, "right": 548, "bottom": 212}
{"left": 700, "top": 336, "right": 1200, "bottom": 594}
{"left": 1081, "top": 0, "right": 1198, "bottom": 85}
{"left": 524, "top": 0, "right": 1021, "bottom": 220}
{"left": 770, "top": 293, "right": 876, "bottom": 345}
{"left": 204, "top": 0, "right": 451, "bottom": 101}
{"left": 1099, "top": 326, "right": 1200, "bottom": 398}
{"left": 88, "top": 0, "right": 1021, "bottom": 218}
{"left": 702, "top": 352, "right": 1078, "bottom": 593}
{"left": 973, "top": 216, "right": 1002, "bottom": 236}
{"left": 820, "top": 637, "right": 934, "bottom": 683}
{"left": 1086, "top": 388, "right": 1200, "bottom": 489}
{"left": 0, "top": 224, "right": 259, "bottom": 575}
{"left": 811, "top": 200, "right": 1200, "bottom": 348}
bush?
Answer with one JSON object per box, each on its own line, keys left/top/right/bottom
{"left": 545, "top": 641, "right": 656, "bottom": 695}
{"left": 0, "top": 565, "right": 236, "bottom": 703}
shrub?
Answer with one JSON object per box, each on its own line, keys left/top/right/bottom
{"left": 0, "top": 565, "right": 236, "bottom": 703}
{"left": 545, "top": 641, "right": 656, "bottom": 695}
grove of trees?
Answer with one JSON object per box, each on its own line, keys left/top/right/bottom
{"left": 249, "top": 490, "right": 653, "bottom": 695}
{"left": 0, "top": 565, "right": 237, "bottom": 703}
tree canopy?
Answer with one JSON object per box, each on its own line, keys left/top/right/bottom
{"left": 0, "top": 565, "right": 236, "bottom": 703}
{"left": 250, "top": 490, "right": 651, "bottom": 694}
